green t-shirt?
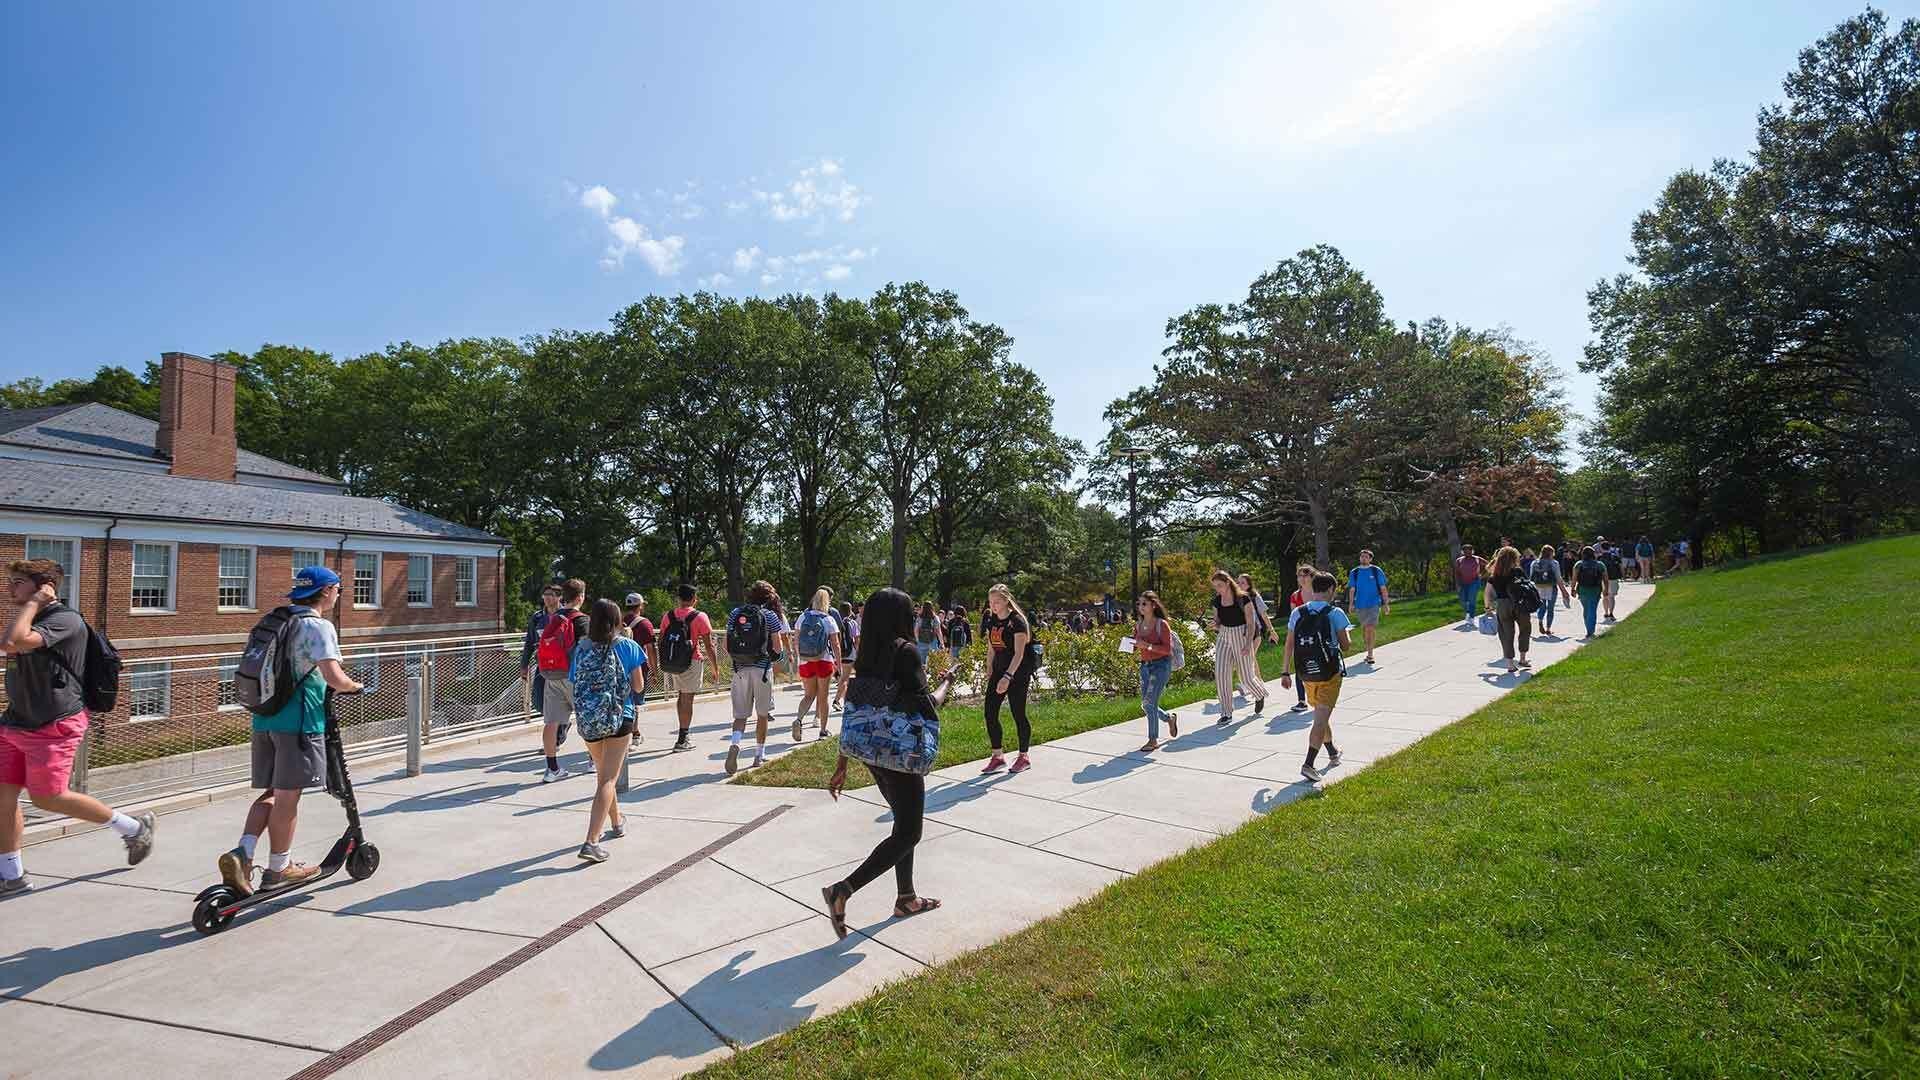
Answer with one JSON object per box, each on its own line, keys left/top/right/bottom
{"left": 250, "top": 609, "right": 342, "bottom": 735}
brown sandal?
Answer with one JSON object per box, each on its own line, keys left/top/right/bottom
{"left": 822, "top": 881, "right": 852, "bottom": 939}
{"left": 894, "top": 894, "right": 942, "bottom": 918}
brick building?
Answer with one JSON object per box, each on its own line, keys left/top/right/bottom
{"left": 1, "top": 352, "right": 510, "bottom": 744}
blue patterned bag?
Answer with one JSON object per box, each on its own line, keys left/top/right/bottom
{"left": 838, "top": 642, "right": 940, "bottom": 775}
{"left": 570, "top": 641, "right": 629, "bottom": 742}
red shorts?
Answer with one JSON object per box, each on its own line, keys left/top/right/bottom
{"left": 798, "top": 660, "right": 837, "bottom": 679}
{"left": 0, "top": 710, "right": 91, "bottom": 798}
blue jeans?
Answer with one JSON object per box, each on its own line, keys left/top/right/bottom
{"left": 1139, "top": 657, "right": 1171, "bottom": 741}
{"left": 1539, "top": 588, "right": 1558, "bottom": 631}
{"left": 1578, "top": 589, "right": 1600, "bottom": 637}
{"left": 1458, "top": 582, "right": 1480, "bottom": 619}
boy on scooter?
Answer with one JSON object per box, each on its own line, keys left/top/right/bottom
{"left": 217, "top": 566, "right": 362, "bottom": 896}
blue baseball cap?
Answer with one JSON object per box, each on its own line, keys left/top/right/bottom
{"left": 289, "top": 565, "right": 342, "bottom": 601}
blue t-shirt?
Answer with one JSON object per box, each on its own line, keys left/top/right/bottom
{"left": 1287, "top": 600, "right": 1352, "bottom": 637}
{"left": 1346, "top": 565, "right": 1387, "bottom": 609}
{"left": 570, "top": 636, "right": 646, "bottom": 722}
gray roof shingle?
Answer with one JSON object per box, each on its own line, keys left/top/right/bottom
{"left": 0, "top": 402, "right": 341, "bottom": 484}
{"left": 0, "top": 458, "right": 506, "bottom": 544}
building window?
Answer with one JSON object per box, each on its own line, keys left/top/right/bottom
{"left": 455, "top": 556, "right": 477, "bottom": 606}
{"left": 24, "top": 536, "right": 78, "bottom": 605}
{"left": 353, "top": 552, "right": 381, "bottom": 607}
{"left": 131, "top": 542, "right": 175, "bottom": 611}
{"left": 218, "top": 659, "right": 242, "bottom": 711}
{"left": 456, "top": 643, "right": 477, "bottom": 679}
{"left": 291, "top": 549, "right": 325, "bottom": 579}
{"left": 407, "top": 555, "right": 432, "bottom": 606}
{"left": 128, "top": 661, "right": 171, "bottom": 721}
{"left": 217, "top": 546, "right": 256, "bottom": 610}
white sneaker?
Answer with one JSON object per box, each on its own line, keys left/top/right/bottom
{"left": 541, "top": 767, "right": 566, "bottom": 784}
{"left": 1301, "top": 764, "right": 1324, "bottom": 783}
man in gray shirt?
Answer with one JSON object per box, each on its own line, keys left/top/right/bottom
{"left": 2, "top": 557, "right": 156, "bottom": 898}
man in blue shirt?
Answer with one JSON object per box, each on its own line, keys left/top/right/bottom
{"left": 1344, "top": 548, "right": 1391, "bottom": 665}
{"left": 1281, "top": 572, "right": 1354, "bottom": 785}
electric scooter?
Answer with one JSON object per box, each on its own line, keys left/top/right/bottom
{"left": 191, "top": 689, "right": 381, "bottom": 934}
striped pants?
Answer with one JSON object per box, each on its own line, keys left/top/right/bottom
{"left": 1214, "top": 623, "right": 1267, "bottom": 716}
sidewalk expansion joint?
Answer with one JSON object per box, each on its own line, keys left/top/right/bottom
{"left": 2, "top": 994, "right": 337, "bottom": 1055}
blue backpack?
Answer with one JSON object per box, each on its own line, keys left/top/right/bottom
{"left": 838, "top": 640, "right": 940, "bottom": 775}
{"left": 796, "top": 609, "right": 832, "bottom": 659}
{"left": 570, "top": 642, "right": 629, "bottom": 741}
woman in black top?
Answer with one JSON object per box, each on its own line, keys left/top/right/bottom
{"left": 979, "top": 583, "right": 1035, "bottom": 774}
{"left": 1481, "top": 545, "right": 1533, "bottom": 673}
{"left": 824, "top": 587, "right": 955, "bottom": 937}
{"left": 1210, "top": 569, "right": 1268, "bottom": 724}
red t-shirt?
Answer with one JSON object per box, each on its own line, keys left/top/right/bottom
{"left": 669, "top": 606, "right": 714, "bottom": 661}
{"left": 1288, "top": 589, "right": 1304, "bottom": 612}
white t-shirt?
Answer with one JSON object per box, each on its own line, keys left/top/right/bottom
{"left": 288, "top": 606, "right": 344, "bottom": 679}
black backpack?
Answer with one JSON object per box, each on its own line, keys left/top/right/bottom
{"left": 726, "top": 604, "right": 770, "bottom": 663}
{"left": 1512, "top": 578, "right": 1542, "bottom": 615}
{"left": 43, "top": 610, "right": 122, "bottom": 717}
{"left": 1575, "top": 559, "right": 1604, "bottom": 589}
{"left": 1291, "top": 604, "right": 1342, "bottom": 682}
{"left": 657, "top": 609, "right": 696, "bottom": 674}
{"left": 235, "top": 606, "right": 318, "bottom": 714}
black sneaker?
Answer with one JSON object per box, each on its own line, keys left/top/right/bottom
{"left": 1252, "top": 698, "right": 1265, "bottom": 716}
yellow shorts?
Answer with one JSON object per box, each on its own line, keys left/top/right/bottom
{"left": 1303, "top": 674, "right": 1343, "bottom": 709}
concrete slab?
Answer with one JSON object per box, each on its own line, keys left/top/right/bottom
{"left": 331, "top": 925, "right": 730, "bottom": 1080}
{"left": 709, "top": 795, "right": 957, "bottom": 886}
{"left": 15, "top": 793, "right": 340, "bottom": 893}
{"left": 926, "top": 744, "right": 1151, "bottom": 802}
{"left": 650, "top": 918, "right": 924, "bottom": 1048}
{"left": 1033, "top": 812, "right": 1215, "bottom": 874}
{"left": 599, "top": 858, "right": 815, "bottom": 969}
{"left": 909, "top": 783, "right": 1113, "bottom": 846}
{"left": 0, "top": 996, "right": 323, "bottom": 1077}
{"left": 1062, "top": 762, "right": 1300, "bottom": 833}
{"left": 618, "top": 775, "right": 814, "bottom": 826}
{"left": 1230, "top": 751, "right": 1375, "bottom": 787}
{"left": 1343, "top": 710, "right": 1465, "bottom": 735}
{"left": 770, "top": 829, "right": 1126, "bottom": 965}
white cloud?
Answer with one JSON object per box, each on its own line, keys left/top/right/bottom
{"left": 724, "top": 199, "right": 749, "bottom": 214}
{"left": 754, "top": 158, "right": 868, "bottom": 225}
{"left": 823, "top": 264, "right": 852, "bottom": 282}
{"left": 760, "top": 273, "right": 779, "bottom": 287}
{"left": 577, "top": 183, "right": 685, "bottom": 275}
{"left": 698, "top": 272, "right": 733, "bottom": 289}
{"left": 732, "top": 246, "right": 762, "bottom": 273}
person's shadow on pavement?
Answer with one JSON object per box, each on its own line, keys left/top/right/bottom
{"left": 0, "top": 918, "right": 206, "bottom": 1000}
{"left": 336, "top": 845, "right": 584, "bottom": 916}
{"left": 589, "top": 937, "right": 870, "bottom": 1068}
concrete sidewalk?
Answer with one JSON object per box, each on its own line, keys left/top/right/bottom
{"left": 0, "top": 583, "right": 1652, "bottom": 1078}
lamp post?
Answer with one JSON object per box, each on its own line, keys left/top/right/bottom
{"left": 1115, "top": 445, "right": 1151, "bottom": 604}
{"left": 1148, "top": 541, "right": 1157, "bottom": 594}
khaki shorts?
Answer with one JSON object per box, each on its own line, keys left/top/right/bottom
{"left": 1604, "top": 579, "right": 1620, "bottom": 597}
{"left": 1304, "top": 674, "right": 1343, "bottom": 710}
{"left": 1351, "top": 605, "right": 1381, "bottom": 628}
{"left": 251, "top": 730, "right": 325, "bottom": 790}
{"left": 662, "top": 666, "right": 705, "bottom": 695}
{"left": 731, "top": 667, "right": 774, "bottom": 718}
{"left": 540, "top": 671, "right": 575, "bottom": 726}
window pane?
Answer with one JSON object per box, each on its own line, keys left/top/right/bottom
{"left": 132, "top": 543, "right": 171, "bottom": 609}
{"left": 291, "top": 549, "right": 324, "bottom": 579}
{"left": 354, "top": 553, "right": 379, "bottom": 606}
{"left": 25, "top": 538, "right": 75, "bottom": 604}
{"left": 218, "top": 546, "right": 253, "bottom": 608}
{"left": 455, "top": 557, "right": 476, "bottom": 604}
{"left": 129, "top": 662, "right": 171, "bottom": 719}
{"left": 407, "top": 555, "right": 430, "bottom": 604}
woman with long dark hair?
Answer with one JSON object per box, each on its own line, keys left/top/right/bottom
{"left": 569, "top": 598, "right": 645, "bottom": 863}
{"left": 979, "top": 583, "right": 1036, "bottom": 774}
{"left": 823, "top": 587, "right": 956, "bottom": 936}
{"left": 1133, "top": 590, "right": 1176, "bottom": 750}
{"left": 914, "top": 599, "right": 946, "bottom": 662}
{"left": 1211, "top": 570, "right": 1268, "bottom": 724}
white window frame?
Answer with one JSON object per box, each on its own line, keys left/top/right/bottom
{"left": 217, "top": 658, "right": 243, "bottom": 712}
{"left": 291, "top": 549, "right": 325, "bottom": 580}
{"left": 217, "top": 545, "right": 257, "bottom": 611}
{"left": 24, "top": 535, "right": 80, "bottom": 606}
{"left": 130, "top": 541, "right": 178, "bottom": 613}
{"left": 406, "top": 554, "right": 432, "bottom": 607}
{"left": 454, "top": 556, "right": 477, "bottom": 607}
{"left": 353, "top": 552, "right": 381, "bottom": 609}
{"left": 127, "top": 660, "right": 172, "bottom": 722}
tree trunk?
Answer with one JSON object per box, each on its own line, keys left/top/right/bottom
{"left": 1437, "top": 503, "right": 1463, "bottom": 560}
{"left": 889, "top": 488, "right": 910, "bottom": 589}
{"left": 1306, "top": 493, "right": 1331, "bottom": 569}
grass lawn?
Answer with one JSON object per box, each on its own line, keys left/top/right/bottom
{"left": 739, "top": 591, "right": 1462, "bottom": 791}
{"left": 702, "top": 536, "right": 1920, "bottom": 1077}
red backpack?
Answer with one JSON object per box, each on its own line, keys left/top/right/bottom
{"left": 536, "top": 610, "right": 579, "bottom": 672}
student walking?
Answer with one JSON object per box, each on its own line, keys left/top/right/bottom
{"left": 1529, "top": 543, "right": 1571, "bottom": 636}
{"left": 1286, "top": 567, "right": 1311, "bottom": 711}
{"left": 1482, "top": 546, "right": 1534, "bottom": 673}
{"left": 531, "top": 579, "right": 592, "bottom": 783}
{"left": 1636, "top": 536, "right": 1656, "bottom": 583}
{"left": 945, "top": 604, "right": 971, "bottom": 659}
{"left": 214, "top": 565, "right": 362, "bottom": 896}
{"left": 1238, "top": 574, "right": 1279, "bottom": 648}
{"left": 791, "top": 588, "right": 842, "bottom": 742}
{"left": 1345, "top": 549, "right": 1390, "bottom": 664}
{"left": 657, "top": 584, "right": 720, "bottom": 753}
{"left": 1572, "top": 546, "right": 1608, "bottom": 640}
{"left": 831, "top": 600, "right": 856, "bottom": 710}
{"left": 1133, "top": 591, "right": 1177, "bottom": 751}
{"left": 914, "top": 601, "right": 945, "bottom": 662}
{"left": 1281, "top": 571, "right": 1352, "bottom": 784}
{"left": 622, "top": 593, "right": 655, "bottom": 704}
{"left": 519, "top": 584, "right": 561, "bottom": 718}
{"left": 3, "top": 559, "right": 157, "bottom": 898}
{"left": 1600, "top": 542, "right": 1625, "bottom": 621}
{"left": 569, "top": 599, "right": 646, "bottom": 864}
{"left": 1454, "top": 545, "right": 1486, "bottom": 624}
{"left": 1211, "top": 570, "right": 1268, "bottom": 725}
{"left": 822, "top": 587, "right": 955, "bottom": 937}
{"left": 979, "top": 583, "right": 1037, "bottom": 774}
{"left": 723, "top": 581, "right": 790, "bottom": 774}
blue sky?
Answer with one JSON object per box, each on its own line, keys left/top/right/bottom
{"left": 2, "top": 1, "right": 1905, "bottom": 455}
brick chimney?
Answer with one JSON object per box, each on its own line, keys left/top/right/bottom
{"left": 155, "top": 352, "right": 238, "bottom": 482}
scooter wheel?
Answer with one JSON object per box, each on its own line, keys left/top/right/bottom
{"left": 192, "top": 890, "right": 237, "bottom": 935}
{"left": 347, "top": 843, "right": 381, "bottom": 881}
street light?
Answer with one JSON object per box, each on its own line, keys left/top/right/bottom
{"left": 1114, "top": 445, "right": 1151, "bottom": 605}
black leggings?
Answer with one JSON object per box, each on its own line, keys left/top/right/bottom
{"left": 845, "top": 765, "right": 924, "bottom": 896}
{"left": 985, "top": 660, "right": 1034, "bottom": 753}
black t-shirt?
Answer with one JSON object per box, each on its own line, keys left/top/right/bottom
{"left": 1488, "top": 567, "right": 1524, "bottom": 600}
{"left": 1601, "top": 551, "right": 1624, "bottom": 578}
{"left": 1574, "top": 559, "right": 1606, "bottom": 589}
{"left": 946, "top": 616, "right": 970, "bottom": 647}
{"left": 853, "top": 638, "right": 939, "bottom": 729}
{"left": 2, "top": 602, "right": 89, "bottom": 729}
{"left": 1214, "top": 596, "right": 1248, "bottom": 628}
{"left": 980, "top": 611, "right": 1029, "bottom": 669}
